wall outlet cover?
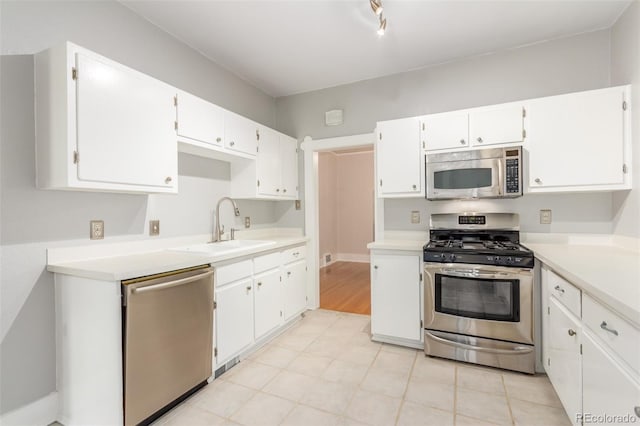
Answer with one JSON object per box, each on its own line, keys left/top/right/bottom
{"left": 411, "top": 211, "right": 421, "bottom": 224}
{"left": 244, "top": 216, "right": 251, "bottom": 228}
{"left": 324, "top": 253, "right": 332, "bottom": 264}
{"left": 540, "top": 209, "right": 552, "bottom": 225}
{"left": 149, "top": 220, "right": 160, "bottom": 236}
{"left": 90, "top": 220, "right": 104, "bottom": 240}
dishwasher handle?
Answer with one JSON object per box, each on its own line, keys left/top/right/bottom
{"left": 132, "top": 270, "right": 214, "bottom": 294}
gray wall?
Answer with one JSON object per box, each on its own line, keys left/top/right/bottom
{"left": 611, "top": 2, "right": 640, "bottom": 239}
{"left": 275, "top": 29, "right": 621, "bottom": 234}
{"left": 0, "top": 1, "right": 282, "bottom": 414}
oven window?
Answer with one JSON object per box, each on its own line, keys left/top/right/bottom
{"left": 435, "top": 275, "right": 520, "bottom": 322}
{"left": 433, "top": 168, "right": 492, "bottom": 189}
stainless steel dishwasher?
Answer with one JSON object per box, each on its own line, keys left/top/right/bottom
{"left": 122, "top": 265, "right": 214, "bottom": 426}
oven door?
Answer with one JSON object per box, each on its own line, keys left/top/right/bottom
{"left": 424, "top": 264, "right": 533, "bottom": 344}
{"left": 427, "top": 158, "right": 502, "bottom": 200}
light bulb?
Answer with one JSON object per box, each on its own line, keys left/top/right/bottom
{"left": 377, "top": 17, "right": 387, "bottom": 36}
{"left": 370, "top": 0, "right": 383, "bottom": 16}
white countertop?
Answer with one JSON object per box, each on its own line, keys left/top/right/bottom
{"left": 47, "top": 234, "right": 308, "bottom": 281}
{"left": 524, "top": 241, "right": 640, "bottom": 328}
{"left": 367, "top": 239, "right": 424, "bottom": 251}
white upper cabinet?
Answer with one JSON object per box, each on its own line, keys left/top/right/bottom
{"left": 36, "top": 42, "right": 177, "bottom": 193}
{"left": 527, "top": 86, "right": 630, "bottom": 192}
{"left": 175, "top": 91, "right": 224, "bottom": 147}
{"left": 421, "top": 111, "right": 469, "bottom": 151}
{"left": 256, "top": 126, "right": 281, "bottom": 197}
{"left": 225, "top": 112, "right": 259, "bottom": 156}
{"left": 469, "top": 104, "right": 524, "bottom": 147}
{"left": 376, "top": 117, "right": 423, "bottom": 198}
{"left": 280, "top": 135, "right": 299, "bottom": 199}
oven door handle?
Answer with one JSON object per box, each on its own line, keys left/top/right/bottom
{"left": 441, "top": 269, "right": 515, "bottom": 279}
{"left": 426, "top": 331, "right": 533, "bottom": 355}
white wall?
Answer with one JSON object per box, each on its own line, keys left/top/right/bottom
{"left": 0, "top": 1, "right": 279, "bottom": 415}
{"left": 611, "top": 2, "right": 640, "bottom": 239}
{"left": 275, "top": 29, "right": 617, "bottom": 235}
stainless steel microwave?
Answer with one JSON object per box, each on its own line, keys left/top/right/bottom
{"left": 426, "top": 147, "right": 522, "bottom": 200}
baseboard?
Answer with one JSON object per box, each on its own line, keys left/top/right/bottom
{"left": 0, "top": 392, "right": 58, "bottom": 426}
{"left": 336, "top": 253, "right": 370, "bottom": 263}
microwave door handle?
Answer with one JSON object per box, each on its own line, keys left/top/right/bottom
{"left": 441, "top": 269, "right": 514, "bottom": 279}
{"left": 426, "top": 331, "right": 534, "bottom": 355}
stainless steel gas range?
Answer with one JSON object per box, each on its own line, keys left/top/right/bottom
{"left": 423, "top": 213, "right": 535, "bottom": 374}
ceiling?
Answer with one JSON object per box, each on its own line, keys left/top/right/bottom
{"left": 121, "top": 0, "right": 631, "bottom": 97}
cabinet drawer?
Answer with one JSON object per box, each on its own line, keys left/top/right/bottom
{"left": 282, "top": 245, "right": 306, "bottom": 264}
{"left": 583, "top": 294, "right": 640, "bottom": 375}
{"left": 216, "top": 260, "right": 253, "bottom": 286}
{"left": 254, "top": 252, "right": 281, "bottom": 274}
{"left": 547, "top": 270, "right": 581, "bottom": 317}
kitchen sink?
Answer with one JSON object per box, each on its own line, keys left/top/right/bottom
{"left": 170, "top": 239, "right": 277, "bottom": 255}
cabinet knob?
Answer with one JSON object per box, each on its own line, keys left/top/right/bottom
{"left": 476, "top": 137, "right": 483, "bottom": 143}
{"left": 276, "top": 189, "right": 280, "bottom": 192}
{"left": 412, "top": 184, "right": 417, "bottom": 190}
{"left": 257, "top": 282, "right": 262, "bottom": 287}
{"left": 165, "top": 176, "right": 172, "bottom": 184}
{"left": 567, "top": 329, "right": 576, "bottom": 336}
{"left": 287, "top": 271, "right": 291, "bottom": 276}
{"left": 460, "top": 139, "right": 466, "bottom": 145}
{"left": 283, "top": 189, "right": 287, "bottom": 193}
{"left": 246, "top": 285, "right": 252, "bottom": 291}
{"left": 554, "top": 285, "right": 565, "bottom": 294}
{"left": 216, "top": 137, "right": 222, "bottom": 143}
{"left": 535, "top": 178, "right": 542, "bottom": 184}
{"left": 374, "top": 265, "right": 378, "bottom": 269}
{"left": 230, "top": 141, "right": 235, "bottom": 146}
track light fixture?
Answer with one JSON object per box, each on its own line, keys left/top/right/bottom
{"left": 370, "top": 0, "right": 383, "bottom": 16}
{"left": 377, "top": 15, "right": 387, "bottom": 36}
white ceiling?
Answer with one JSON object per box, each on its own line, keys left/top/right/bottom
{"left": 121, "top": 0, "right": 631, "bottom": 97}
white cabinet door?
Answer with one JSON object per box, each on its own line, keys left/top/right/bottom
{"left": 422, "top": 112, "right": 469, "bottom": 151}
{"left": 253, "top": 268, "right": 282, "bottom": 340}
{"left": 376, "top": 118, "right": 422, "bottom": 197}
{"left": 283, "top": 260, "right": 307, "bottom": 321}
{"left": 225, "top": 111, "right": 258, "bottom": 156}
{"left": 215, "top": 278, "right": 254, "bottom": 364}
{"left": 75, "top": 53, "right": 177, "bottom": 189}
{"left": 257, "top": 126, "right": 281, "bottom": 196}
{"left": 528, "top": 87, "right": 626, "bottom": 190}
{"left": 469, "top": 104, "right": 524, "bottom": 147}
{"left": 582, "top": 332, "right": 640, "bottom": 424}
{"left": 176, "top": 91, "right": 224, "bottom": 147}
{"left": 280, "top": 135, "right": 299, "bottom": 199}
{"left": 370, "top": 254, "right": 421, "bottom": 341}
{"left": 547, "top": 297, "right": 582, "bottom": 425}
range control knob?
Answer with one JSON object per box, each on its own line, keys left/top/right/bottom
{"left": 441, "top": 253, "right": 447, "bottom": 260}
{"left": 507, "top": 257, "right": 513, "bottom": 263}
{"left": 450, "top": 254, "right": 457, "bottom": 261}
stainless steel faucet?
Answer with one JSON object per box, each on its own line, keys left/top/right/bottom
{"left": 213, "top": 197, "right": 240, "bottom": 242}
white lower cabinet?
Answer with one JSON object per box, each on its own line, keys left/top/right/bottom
{"left": 253, "top": 268, "right": 283, "bottom": 340}
{"left": 370, "top": 252, "right": 422, "bottom": 343}
{"left": 547, "top": 297, "right": 582, "bottom": 425}
{"left": 582, "top": 331, "right": 640, "bottom": 424}
{"left": 215, "top": 277, "right": 254, "bottom": 365}
{"left": 283, "top": 259, "right": 307, "bottom": 321}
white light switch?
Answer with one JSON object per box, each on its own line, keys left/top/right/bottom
{"left": 540, "top": 209, "right": 552, "bottom": 224}
{"left": 411, "top": 211, "right": 421, "bottom": 224}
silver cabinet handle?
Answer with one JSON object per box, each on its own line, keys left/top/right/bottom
{"left": 292, "top": 252, "right": 299, "bottom": 256}
{"left": 216, "top": 137, "right": 222, "bottom": 142}
{"left": 426, "top": 331, "right": 534, "bottom": 355}
{"left": 600, "top": 321, "right": 619, "bottom": 336}
{"left": 165, "top": 176, "right": 172, "bottom": 184}
{"left": 230, "top": 141, "right": 235, "bottom": 146}
{"left": 460, "top": 139, "right": 466, "bottom": 145}
{"left": 554, "top": 285, "right": 565, "bottom": 294}
{"left": 535, "top": 178, "right": 542, "bottom": 184}
{"left": 568, "top": 329, "right": 576, "bottom": 336}
{"left": 477, "top": 137, "right": 483, "bottom": 143}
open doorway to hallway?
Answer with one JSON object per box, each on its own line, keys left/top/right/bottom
{"left": 317, "top": 147, "right": 374, "bottom": 315}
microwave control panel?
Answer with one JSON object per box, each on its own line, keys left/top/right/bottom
{"left": 505, "top": 158, "right": 520, "bottom": 194}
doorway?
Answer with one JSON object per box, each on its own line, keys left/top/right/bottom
{"left": 318, "top": 147, "right": 374, "bottom": 314}
{"left": 301, "top": 133, "right": 382, "bottom": 316}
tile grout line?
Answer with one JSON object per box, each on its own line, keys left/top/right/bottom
{"left": 453, "top": 363, "right": 458, "bottom": 425}
{"left": 394, "top": 349, "right": 420, "bottom": 425}
{"left": 501, "top": 374, "right": 517, "bottom": 426}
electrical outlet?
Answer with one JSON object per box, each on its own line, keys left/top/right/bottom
{"left": 244, "top": 216, "right": 251, "bottom": 228}
{"left": 411, "top": 211, "right": 421, "bottom": 224}
{"left": 90, "top": 220, "right": 104, "bottom": 240}
{"left": 149, "top": 220, "right": 160, "bottom": 236}
{"left": 540, "top": 209, "right": 552, "bottom": 224}
{"left": 295, "top": 200, "right": 301, "bottom": 210}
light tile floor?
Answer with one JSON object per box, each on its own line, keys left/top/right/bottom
{"left": 154, "top": 309, "right": 571, "bottom": 426}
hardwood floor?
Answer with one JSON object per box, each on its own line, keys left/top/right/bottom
{"left": 319, "top": 261, "right": 371, "bottom": 315}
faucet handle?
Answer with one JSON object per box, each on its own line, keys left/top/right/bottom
{"left": 230, "top": 228, "right": 236, "bottom": 240}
